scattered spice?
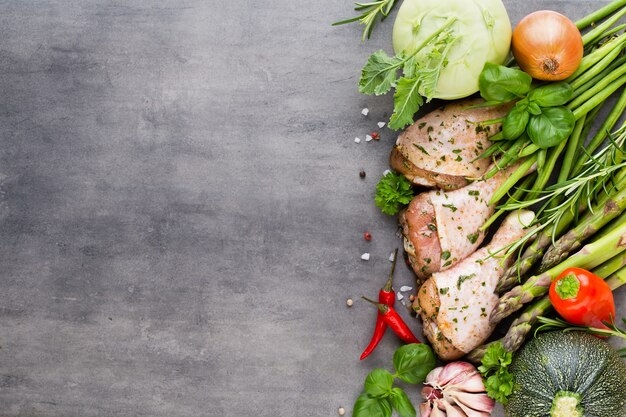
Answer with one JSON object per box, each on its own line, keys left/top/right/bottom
{"left": 397, "top": 292, "right": 404, "bottom": 301}
{"left": 359, "top": 169, "right": 366, "bottom": 179}
{"left": 338, "top": 407, "right": 345, "bottom": 416}
{"left": 364, "top": 232, "right": 372, "bottom": 241}
{"left": 371, "top": 132, "right": 380, "bottom": 140}
{"left": 377, "top": 122, "right": 386, "bottom": 128}
{"left": 346, "top": 299, "right": 354, "bottom": 307}
{"left": 361, "top": 108, "right": 369, "bottom": 116}
{"left": 354, "top": 137, "right": 361, "bottom": 143}
{"left": 361, "top": 253, "right": 370, "bottom": 261}
{"left": 400, "top": 286, "right": 413, "bottom": 292}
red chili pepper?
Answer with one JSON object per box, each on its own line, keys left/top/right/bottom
{"left": 362, "top": 296, "right": 420, "bottom": 345}
{"left": 549, "top": 267, "right": 615, "bottom": 329}
{"left": 363, "top": 232, "right": 372, "bottom": 241}
{"left": 360, "top": 249, "right": 398, "bottom": 360}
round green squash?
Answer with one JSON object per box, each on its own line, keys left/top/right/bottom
{"left": 506, "top": 331, "right": 626, "bottom": 417}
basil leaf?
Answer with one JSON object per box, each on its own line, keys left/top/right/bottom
{"left": 479, "top": 63, "right": 532, "bottom": 103}
{"left": 359, "top": 50, "right": 403, "bottom": 96}
{"left": 364, "top": 369, "right": 394, "bottom": 398}
{"left": 353, "top": 394, "right": 392, "bottom": 417}
{"left": 527, "top": 107, "right": 575, "bottom": 149}
{"left": 503, "top": 107, "right": 529, "bottom": 140}
{"left": 393, "top": 344, "right": 436, "bottom": 384}
{"left": 389, "top": 77, "right": 424, "bottom": 130}
{"left": 390, "top": 388, "right": 417, "bottom": 417}
{"left": 528, "top": 82, "right": 574, "bottom": 107}
{"left": 527, "top": 102, "right": 542, "bottom": 116}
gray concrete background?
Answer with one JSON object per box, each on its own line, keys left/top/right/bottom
{"left": 0, "top": 1, "right": 623, "bottom": 416}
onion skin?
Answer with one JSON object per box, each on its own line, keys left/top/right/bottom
{"left": 512, "top": 10, "right": 583, "bottom": 81}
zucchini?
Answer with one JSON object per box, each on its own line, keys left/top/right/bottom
{"left": 506, "top": 331, "right": 626, "bottom": 417}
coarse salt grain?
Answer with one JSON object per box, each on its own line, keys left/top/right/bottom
{"left": 400, "top": 286, "right": 413, "bottom": 292}
{"left": 383, "top": 169, "right": 391, "bottom": 176}
{"left": 354, "top": 137, "right": 361, "bottom": 143}
{"left": 365, "top": 134, "right": 373, "bottom": 142}
{"left": 389, "top": 252, "right": 396, "bottom": 262}
{"left": 397, "top": 292, "right": 404, "bottom": 301}
{"left": 361, "top": 108, "right": 369, "bottom": 116}
{"left": 361, "top": 253, "right": 370, "bottom": 261}
{"left": 378, "top": 122, "right": 386, "bottom": 128}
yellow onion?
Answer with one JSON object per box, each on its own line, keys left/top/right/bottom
{"left": 420, "top": 361, "right": 494, "bottom": 417}
{"left": 512, "top": 10, "right": 583, "bottom": 81}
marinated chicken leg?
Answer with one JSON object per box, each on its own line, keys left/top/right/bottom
{"left": 414, "top": 211, "right": 535, "bottom": 361}
{"left": 390, "top": 99, "right": 511, "bottom": 190}
{"left": 400, "top": 163, "right": 522, "bottom": 282}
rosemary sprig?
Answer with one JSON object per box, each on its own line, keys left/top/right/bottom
{"left": 492, "top": 124, "right": 626, "bottom": 259}
{"left": 536, "top": 316, "right": 626, "bottom": 357}
{"left": 332, "top": 0, "right": 398, "bottom": 41}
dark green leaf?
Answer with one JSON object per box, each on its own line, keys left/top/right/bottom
{"left": 479, "top": 63, "right": 532, "bottom": 103}
{"left": 353, "top": 394, "right": 392, "bottom": 417}
{"left": 389, "top": 77, "right": 424, "bottom": 130}
{"left": 364, "top": 369, "right": 394, "bottom": 398}
{"left": 528, "top": 82, "right": 574, "bottom": 107}
{"left": 527, "top": 107, "right": 575, "bottom": 148}
{"left": 359, "top": 50, "right": 403, "bottom": 96}
{"left": 375, "top": 172, "right": 415, "bottom": 215}
{"left": 389, "top": 388, "right": 416, "bottom": 417}
{"left": 478, "top": 342, "right": 514, "bottom": 405}
{"left": 502, "top": 106, "right": 529, "bottom": 140}
{"left": 393, "top": 344, "right": 436, "bottom": 384}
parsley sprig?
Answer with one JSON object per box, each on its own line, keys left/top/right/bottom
{"left": 375, "top": 172, "right": 414, "bottom": 215}
{"left": 478, "top": 341, "right": 514, "bottom": 404}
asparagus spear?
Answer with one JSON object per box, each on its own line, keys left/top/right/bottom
{"left": 496, "top": 173, "right": 626, "bottom": 293}
{"left": 466, "top": 258, "right": 626, "bottom": 363}
{"left": 490, "top": 215, "right": 626, "bottom": 326}
{"left": 539, "top": 186, "right": 626, "bottom": 271}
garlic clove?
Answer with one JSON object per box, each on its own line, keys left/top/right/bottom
{"left": 425, "top": 365, "right": 444, "bottom": 385}
{"left": 453, "top": 392, "right": 495, "bottom": 413}
{"left": 431, "top": 402, "right": 448, "bottom": 417}
{"left": 420, "top": 402, "right": 433, "bottom": 417}
{"left": 436, "top": 361, "right": 477, "bottom": 386}
{"left": 442, "top": 402, "right": 468, "bottom": 417}
{"left": 453, "top": 373, "right": 488, "bottom": 393}
{"left": 453, "top": 392, "right": 496, "bottom": 417}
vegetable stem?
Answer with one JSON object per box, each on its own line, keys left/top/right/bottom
{"left": 489, "top": 156, "right": 537, "bottom": 205}
{"left": 576, "top": 0, "right": 626, "bottom": 30}
{"left": 572, "top": 72, "right": 626, "bottom": 120}
{"left": 581, "top": 6, "right": 626, "bottom": 46}
{"left": 568, "top": 62, "right": 626, "bottom": 110}
{"left": 558, "top": 115, "right": 587, "bottom": 183}
{"left": 568, "top": 33, "right": 626, "bottom": 81}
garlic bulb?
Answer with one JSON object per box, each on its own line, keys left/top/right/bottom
{"left": 420, "top": 361, "right": 495, "bottom": 417}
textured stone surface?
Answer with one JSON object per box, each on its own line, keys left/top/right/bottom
{"left": 0, "top": 1, "right": 622, "bottom": 416}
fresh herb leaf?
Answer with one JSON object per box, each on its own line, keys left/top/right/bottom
{"left": 478, "top": 342, "right": 514, "bottom": 404}
{"left": 353, "top": 393, "right": 393, "bottom": 417}
{"left": 364, "top": 369, "right": 394, "bottom": 398}
{"left": 389, "top": 388, "right": 416, "bottom": 417}
{"left": 467, "top": 232, "right": 479, "bottom": 244}
{"left": 415, "top": 29, "right": 458, "bottom": 101}
{"left": 332, "top": 0, "right": 399, "bottom": 41}
{"left": 393, "top": 344, "right": 436, "bottom": 384}
{"left": 441, "top": 251, "right": 451, "bottom": 260}
{"left": 456, "top": 273, "right": 476, "bottom": 289}
{"left": 527, "top": 107, "right": 576, "bottom": 149}
{"left": 503, "top": 106, "right": 530, "bottom": 140}
{"left": 442, "top": 203, "right": 457, "bottom": 212}
{"left": 359, "top": 50, "right": 403, "bottom": 96}
{"left": 479, "top": 63, "right": 532, "bottom": 103}
{"left": 528, "top": 82, "right": 574, "bottom": 107}
{"left": 375, "top": 172, "right": 414, "bottom": 215}
{"left": 389, "top": 77, "right": 424, "bottom": 130}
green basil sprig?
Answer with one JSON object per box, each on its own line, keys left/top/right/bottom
{"left": 479, "top": 63, "right": 576, "bottom": 149}
{"left": 353, "top": 344, "right": 435, "bottom": 417}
